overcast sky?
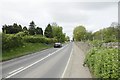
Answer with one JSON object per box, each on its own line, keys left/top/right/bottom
{"left": 0, "top": 0, "right": 119, "bottom": 39}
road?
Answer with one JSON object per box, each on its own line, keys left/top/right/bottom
{"left": 1, "top": 42, "right": 73, "bottom": 78}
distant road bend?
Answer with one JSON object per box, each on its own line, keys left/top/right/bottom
{"left": 1, "top": 42, "right": 73, "bottom": 78}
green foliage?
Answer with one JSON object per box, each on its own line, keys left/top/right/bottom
{"left": 15, "top": 31, "right": 29, "bottom": 37}
{"left": 23, "top": 36, "right": 46, "bottom": 43}
{"left": 23, "top": 35, "right": 56, "bottom": 44}
{"left": 28, "top": 21, "right": 36, "bottom": 35}
{"left": 65, "top": 36, "right": 70, "bottom": 42}
{"left": 2, "top": 33, "right": 55, "bottom": 52}
{"left": 2, "top": 33, "right": 23, "bottom": 51}
{"left": 44, "top": 24, "right": 53, "bottom": 38}
{"left": 93, "top": 26, "right": 119, "bottom": 43}
{"left": 73, "top": 24, "right": 119, "bottom": 42}
{"left": 85, "top": 31, "right": 93, "bottom": 41}
{"left": 35, "top": 27, "right": 43, "bottom": 35}
{"left": 2, "top": 43, "right": 52, "bottom": 61}
{"left": 73, "top": 25, "right": 87, "bottom": 41}
{"left": 23, "top": 26, "right": 28, "bottom": 31}
{"left": 2, "top": 22, "right": 70, "bottom": 61}
{"left": 90, "top": 40, "right": 103, "bottom": 47}
{"left": 52, "top": 25, "right": 66, "bottom": 42}
{"left": 52, "top": 25, "right": 62, "bottom": 37}
{"left": 2, "top": 23, "right": 22, "bottom": 34}
{"left": 85, "top": 47, "right": 119, "bottom": 78}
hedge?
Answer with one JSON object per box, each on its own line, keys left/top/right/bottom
{"left": 2, "top": 32, "right": 57, "bottom": 51}
{"left": 84, "top": 47, "right": 119, "bottom": 78}
{"left": 2, "top": 33, "right": 23, "bottom": 51}
{"left": 23, "top": 36, "right": 57, "bottom": 44}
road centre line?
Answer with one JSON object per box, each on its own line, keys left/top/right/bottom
{"left": 8, "top": 67, "right": 24, "bottom": 75}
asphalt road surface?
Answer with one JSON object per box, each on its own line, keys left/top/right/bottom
{"left": 1, "top": 42, "right": 73, "bottom": 78}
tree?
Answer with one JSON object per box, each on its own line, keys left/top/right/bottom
{"left": 28, "top": 21, "right": 36, "bottom": 35}
{"left": 23, "top": 26, "right": 27, "bottom": 31}
{"left": 2, "top": 24, "right": 7, "bottom": 33}
{"left": 73, "top": 25, "right": 86, "bottom": 41}
{"left": 8, "top": 25, "right": 13, "bottom": 34}
{"left": 52, "top": 25, "right": 66, "bottom": 42}
{"left": 92, "top": 25, "right": 119, "bottom": 42}
{"left": 44, "top": 24, "right": 53, "bottom": 38}
{"left": 2, "top": 23, "right": 22, "bottom": 34}
{"left": 51, "top": 22, "right": 67, "bottom": 42}
{"left": 18, "top": 24, "right": 22, "bottom": 32}
{"left": 12, "top": 23, "right": 22, "bottom": 33}
{"left": 51, "top": 22, "right": 58, "bottom": 27}
{"left": 85, "top": 31, "right": 93, "bottom": 41}
{"left": 66, "top": 36, "right": 70, "bottom": 42}
{"left": 60, "top": 33, "right": 66, "bottom": 42}
{"left": 35, "top": 27, "right": 43, "bottom": 35}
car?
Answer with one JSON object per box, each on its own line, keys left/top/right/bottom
{"left": 54, "top": 43, "right": 62, "bottom": 48}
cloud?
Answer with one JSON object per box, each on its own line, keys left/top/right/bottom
{"left": 45, "top": 2, "right": 117, "bottom": 23}
{"left": 74, "top": 2, "right": 117, "bottom": 10}
{"left": 49, "top": 10, "right": 89, "bottom": 23}
{"left": 0, "top": 1, "right": 118, "bottom": 39}
{"left": 1, "top": 0, "right": 119, "bottom": 2}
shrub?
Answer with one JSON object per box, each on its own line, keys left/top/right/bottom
{"left": 104, "top": 38, "right": 116, "bottom": 43}
{"left": 85, "top": 47, "right": 119, "bottom": 78}
{"left": 15, "top": 31, "right": 29, "bottom": 37}
{"left": 2, "top": 33, "right": 23, "bottom": 51}
{"left": 23, "top": 36, "right": 56, "bottom": 44}
{"left": 23, "top": 36, "right": 45, "bottom": 43}
{"left": 44, "top": 38, "right": 57, "bottom": 44}
{"left": 91, "top": 40, "right": 103, "bottom": 47}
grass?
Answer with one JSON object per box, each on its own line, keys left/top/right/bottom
{"left": 2, "top": 43, "right": 53, "bottom": 61}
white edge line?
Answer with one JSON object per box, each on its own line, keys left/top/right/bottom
{"left": 8, "top": 67, "right": 24, "bottom": 74}
{"left": 2, "top": 46, "right": 53, "bottom": 64}
{"left": 61, "top": 48, "right": 73, "bottom": 78}
{"left": 6, "top": 44, "right": 68, "bottom": 78}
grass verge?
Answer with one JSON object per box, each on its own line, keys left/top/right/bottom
{"left": 2, "top": 43, "right": 53, "bottom": 61}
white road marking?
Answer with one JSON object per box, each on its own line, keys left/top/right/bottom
{"left": 9, "top": 67, "right": 24, "bottom": 74}
{"left": 6, "top": 44, "right": 68, "bottom": 78}
{"left": 61, "top": 46, "right": 73, "bottom": 78}
{"left": 2, "top": 47, "right": 54, "bottom": 64}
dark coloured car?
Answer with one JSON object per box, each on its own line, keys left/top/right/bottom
{"left": 54, "top": 43, "right": 62, "bottom": 48}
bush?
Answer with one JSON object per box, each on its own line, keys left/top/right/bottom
{"left": 91, "top": 40, "right": 103, "bottom": 47}
{"left": 15, "top": 31, "right": 29, "bottom": 37}
{"left": 104, "top": 38, "right": 116, "bottom": 43}
{"left": 2, "top": 33, "right": 23, "bottom": 51}
{"left": 84, "top": 47, "right": 119, "bottom": 78}
{"left": 44, "top": 38, "right": 57, "bottom": 44}
{"left": 23, "top": 36, "right": 56, "bottom": 44}
{"left": 2, "top": 33, "right": 56, "bottom": 51}
{"left": 23, "top": 36, "right": 45, "bottom": 43}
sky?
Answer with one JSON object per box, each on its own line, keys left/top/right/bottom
{"left": 0, "top": 0, "right": 119, "bottom": 39}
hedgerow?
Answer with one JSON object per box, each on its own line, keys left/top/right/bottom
{"left": 2, "top": 31, "right": 57, "bottom": 51}
{"left": 2, "top": 33, "right": 23, "bottom": 51}
{"left": 84, "top": 47, "right": 119, "bottom": 78}
{"left": 23, "top": 36, "right": 57, "bottom": 44}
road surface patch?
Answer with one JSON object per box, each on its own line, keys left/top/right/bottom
{"left": 61, "top": 47, "right": 73, "bottom": 78}
{"left": 5, "top": 44, "right": 68, "bottom": 78}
